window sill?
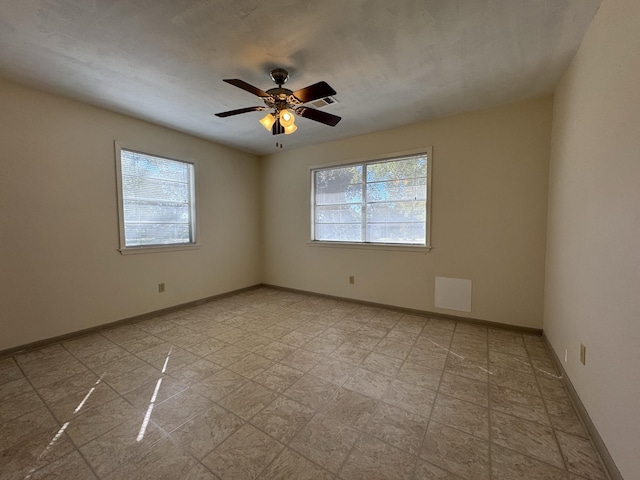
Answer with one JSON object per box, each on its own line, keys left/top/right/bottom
{"left": 119, "top": 243, "right": 201, "bottom": 255}
{"left": 307, "top": 241, "right": 431, "bottom": 253}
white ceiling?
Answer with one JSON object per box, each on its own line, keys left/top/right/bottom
{"left": 0, "top": 0, "right": 601, "bottom": 155}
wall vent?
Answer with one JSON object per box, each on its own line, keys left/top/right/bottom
{"left": 434, "top": 277, "right": 472, "bottom": 312}
{"left": 310, "top": 96, "right": 338, "bottom": 108}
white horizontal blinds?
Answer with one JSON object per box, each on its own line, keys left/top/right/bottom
{"left": 365, "top": 155, "right": 427, "bottom": 244}
{"left": 121, "top": 149, "right": 194, "bottom": 247}
{"left": 314, "top": 165, "right": 364, "bottom": 241}
{"left": 312, "top": 153, "right": 428, "bottom": 245}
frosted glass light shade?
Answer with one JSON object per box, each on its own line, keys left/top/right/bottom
{"left": 279, "top": 109, "right": 295, "bottom": 127}
{"left": 259, "top": 113, "right": 276, "bottom": 130}
{"left": 284, "top": 123, "right": 298, "bottom": 135}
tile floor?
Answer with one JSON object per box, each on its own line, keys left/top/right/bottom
{"left": 0, "top": 288, "right": 610, "bottom": 480}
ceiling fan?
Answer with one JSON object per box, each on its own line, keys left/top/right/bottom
{"left": 215, "top": 68, "right": 341, "bottom": 136}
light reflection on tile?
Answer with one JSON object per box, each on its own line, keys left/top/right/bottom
{"left": 0, "top": 288, "right": 610, "bottom": 480}
{"left": 26, "top": 450, "right": 98, "bottom": 479}
{"left": 149, "top": 387, "right": 213, "bottom": 432}
{"left": 104, "top": 435, "right": 216, "bottom": 480}
{"left": 0, "top": 424, "right": 77, "bottom": 479}
{"left": 80, "top": 417, "right": 166, "bottom": 476}
{"left": 64, "top": 396, "right": 139, "bottom": 446}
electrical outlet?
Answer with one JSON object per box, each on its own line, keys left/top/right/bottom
{"left": 349, "top": 276, "right": 355, "bottom": 284}
{"left": 580, "top": 343, "right": 586, "bottom": 365}
{"left": 158, "top": 283, "right": 165, "bottom": 293}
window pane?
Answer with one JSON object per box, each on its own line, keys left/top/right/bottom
{"left": 123, "top": 199, "right": 191, "bottom": 224}
{"left": 367, "top": 201, "right": 426, "bottom": 223}
{"left": 122, "top": 176, "right": 190, "bottom": 203}
{"left": 315, "top": 204, "right": 362, "bottom": 224}
{"left": 367, "top": 178, "right": 427, "bottom": 202}
{"left": 121, "top": 151, "right": 190, "bottom": 183}
{"left": 367, "top": 222, "right": 425, "bottom": 244}
{"left": 366, "top": 156, "right": 427, "bottom": 182}
{"left": 315, "top": 223, "right": 362, "bottom": 242}
{"left": 311, "top": 152, "right": 429, "bottom": 246}
{"left": 124, "top": 223, "right": 191, "bottom": 246}
{"left": 120, "top": 148, "right": 195, "bottom": 248}
{"left": 314, "top": 166, "right": 363, "bottom": 205}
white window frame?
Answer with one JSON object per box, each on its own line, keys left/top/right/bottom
{"left": 114, "top": 141, "right": 200, "bottom": 255}
{"left": 309, "top": 147, "right": 433, "bottom": 252}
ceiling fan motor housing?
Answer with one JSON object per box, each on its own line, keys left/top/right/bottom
{"left": 269, "top": 68, "right": 289, "bottom": 86}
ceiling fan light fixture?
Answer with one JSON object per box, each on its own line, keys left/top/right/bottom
{"left": 259, "top": 113, "right": 276, "bottom": 131}
{"left": 279, "top": 109, "right": 295, "bottom": 127}
{"left": 216, "top": 69, "right": 341, "bottom": 135}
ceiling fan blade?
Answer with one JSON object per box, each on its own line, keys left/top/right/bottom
{"left": 296, "top": 107, "right": 342, "bottom": 126}
{"left": 215, "top": 106, "right": 266, "bottom": 117}
{"left": 223, "top": 79, "right": 271, "bottom": 98}
{"left": 292, "top": 81, "right": 337, "bottom": 103}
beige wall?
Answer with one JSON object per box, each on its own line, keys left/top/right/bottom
{"left": 261, "top": 98, "right": 552, "bottom": 328}
{"left": 544, "top": 0, "right": 640, "bottom": 477}
{"left": 0, "top": 79, "right": 261, "bottom": 351}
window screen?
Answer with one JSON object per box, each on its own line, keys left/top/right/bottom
{"left": 312, "top": 153, "right": 429, "bottom": 245}
{"left": 118, "top": 148, "right": 196, "bottom": 248}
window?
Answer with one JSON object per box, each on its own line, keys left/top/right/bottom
{"left": 115, "top": 143, "right": 197, "bottom": 253}
{"left": 311, "top": 149, "right": 432, "bottom": 249}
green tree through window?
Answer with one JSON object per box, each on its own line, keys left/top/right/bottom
{"left": 312, "top": 152, "right": 429, "bottom": 245}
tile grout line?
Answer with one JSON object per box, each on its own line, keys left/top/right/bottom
{"left": 315, "top": 308, "right": 384, "bottom": 479}
{"left": 527, "top": 339, "right": 572, "bottom": 476}
{"left": 480, "top": 337, "right": 601, "bottom": 476}
{"left": 62, "top": 340, "right": 193, "bottom": 479}
{"left": 6, "top": 289, "right": 606, "bottom": 480}
{"left": 334, "top": 311, "right": 424, "bottom": 480}
{"left": 117, "top": 303, "right": 268, "bottom": 479}
{"left": 242, "top": 305, "right": 373, "bottom": 479}
{"left": 488, "top": 334, "right": 582, "bottom": 476}
{"left": 271, "top": 291, "right": 608, "bottom": 479}
{"left": 11, "top": 349, "right": 103, "bottom": 480}
{"left": 540, "top": 338, "right": 615, "bottom": 480}
{"left": 412, "top": 319, "right": 460, "bottom": 480}
{"left": 215, "top": 304, "right": 356, "bottom": 478}
{"left": 63, "top": 331, "right": 241, "bottom": 479}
